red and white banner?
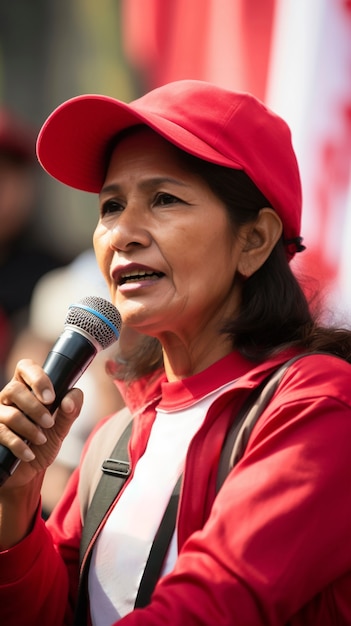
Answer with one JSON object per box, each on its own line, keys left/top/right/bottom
{"left": 266, "top": 0, "right": 351, "bottom": 322}
{"left": 121, "top": 0, "right": 275, "bottom": 99}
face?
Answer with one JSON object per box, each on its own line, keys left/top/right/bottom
{"left": 94, "top": 128, "right": 247, "bottom": 348}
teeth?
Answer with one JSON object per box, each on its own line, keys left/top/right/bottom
{"left": 119, "top": 269, "right": 161, "bottom": 284}
{"left": 121, "top": 269, "right": 155, "bottom": 279}
{"left": 122, "top": 269, "right": 153, "bottom": 278}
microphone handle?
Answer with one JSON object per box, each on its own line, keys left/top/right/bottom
{"left": 42, "top": 330, "right": 97, "bottom": 413}
{"left": 0, "top": 331, "right": 96, "bottom": 486}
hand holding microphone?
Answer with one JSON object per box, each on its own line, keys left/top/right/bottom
{"left": 0, "top": 296, "right": 121, "bottom": 487}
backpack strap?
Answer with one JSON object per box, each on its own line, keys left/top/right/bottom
{"left": 78, "top": 405, "right": 134, "bottom": 520}
{"left": 216, "top": 353, "right": 314, "bottom": 491}
{"left": 134, "top": 474, "right": 183, "bottom": 608}
{"left": 75, "top": 419, "right": 133, "bottom": 625}
{"left": 75, "top": 423, "right": 182, "bottom": 621}
{"left": 79, "top": 420, "right": 133, "bottom": 567}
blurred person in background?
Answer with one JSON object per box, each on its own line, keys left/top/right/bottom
{"left": 0, "top": 106, "right": 66, "bottom": 386}
{"left": 5, "top": 248, "right": 124, "bottom": 516}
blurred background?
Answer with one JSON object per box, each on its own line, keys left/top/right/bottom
{"left": 0, "top": 0, "right": 350, "bottom": 329}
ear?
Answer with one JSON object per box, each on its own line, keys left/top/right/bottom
{"left": 237, "top": 208, "right": 283, "bottom": 277}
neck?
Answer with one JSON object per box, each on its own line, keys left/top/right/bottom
{"left": 160, "top": 332, "right": 234, "bottom": 381}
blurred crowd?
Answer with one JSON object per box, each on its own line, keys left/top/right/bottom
{"left": 0, "top": 106, "right": 65, "bottom": 385}
{"left": 0, "top": 107, "right": 123, "bottom": 515}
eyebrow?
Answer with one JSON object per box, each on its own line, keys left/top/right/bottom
{"left": 99, "top": 177, "right": 189, "bottom": 198}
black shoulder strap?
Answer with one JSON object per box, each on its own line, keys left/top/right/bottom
{"left": 76, "top": 422, "right": 182, "bottom": 620}
{"left": 75, "top": 420, "right": 133, "bottom": 625}
{"left": 134, "top": 474, "right": 182, "bottom": 608}
{"left": 216, "top": 353, "right": 312, "bottom": 491}
{"left": 79, "top": 419, "right": 133, "bottom": 567}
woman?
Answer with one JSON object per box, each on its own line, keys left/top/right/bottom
{"left": 0, "top": 80, "right": 351, "bottom": 625}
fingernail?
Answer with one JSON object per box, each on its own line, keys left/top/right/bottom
{"left": 23, "top": 448, "right": 35, "bottom": 461}
{"left": 62, "top": 396, "right": 75, "bottom": 413}
{"left": 37, "top": 430, "right": 47, "bottom": 444}
{"left": 42, "top": 389, "right": 55, "bottom": 404}
{"left": 41, "top": 413, "right": 55, "bottom": 428}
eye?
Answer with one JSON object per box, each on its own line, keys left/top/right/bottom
{"left": 100, "top": 198, "right": 124, "bottom": 217}
{"left": 154, "top": 192, "right": 182, "bottom": 206}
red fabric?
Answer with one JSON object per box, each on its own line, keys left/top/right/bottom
{"left": 1, "top": 351, "right": 351, "bottom": 625}
{"left": 120, "top": 0, "right": 276, "bottom": 101}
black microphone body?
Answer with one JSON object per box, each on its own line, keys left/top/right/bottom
{"left": 0, "top": 296, "right": 121, "bottom": 486}
{"left": 42, "top": 328, "right": 98, "bottom": 413}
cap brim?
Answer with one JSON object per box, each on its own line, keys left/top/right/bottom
{"left": 36, "top": 94, "right": 237, "bottom": 193}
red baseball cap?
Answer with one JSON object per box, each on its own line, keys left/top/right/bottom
{"left": 36, "top": 80, "right": 303, "bottom": 257}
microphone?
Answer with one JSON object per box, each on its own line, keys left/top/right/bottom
{"left": 0, "top": 295, "right": 121, "bottom": 486}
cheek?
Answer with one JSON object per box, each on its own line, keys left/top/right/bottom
{"left": 93, "top": 225, "right": 111, "bottom": 280}
{"left": 174, "top": 222, "right": 234, "bottom": 274}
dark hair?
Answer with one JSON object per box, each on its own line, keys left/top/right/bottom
{"left": 112, "top": 138, "right": 351, "bottom": 380}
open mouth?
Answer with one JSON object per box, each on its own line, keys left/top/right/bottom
{"left": 119, "top": 270, "right": 164, "bottom": 285}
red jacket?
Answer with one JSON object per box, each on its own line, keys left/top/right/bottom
{"left": 1, "top": 350, "right": 351, "bottom": 625}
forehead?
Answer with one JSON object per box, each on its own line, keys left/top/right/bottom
{"left": 107, "top": 126, "right": 190, "bottom": 173}
{"left": 101, "top": 126, "right": 219, "bottom": 203}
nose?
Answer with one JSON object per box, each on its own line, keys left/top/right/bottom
{"left": 109, "top": 205, "right": 152, "bottom": 252}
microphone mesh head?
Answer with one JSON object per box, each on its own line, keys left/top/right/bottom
{"left": 65, "top": 296, "right": 121, "bottom": 350}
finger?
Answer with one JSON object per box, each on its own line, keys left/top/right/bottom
{"left": 0, "top": 400, "right": 51, "bottom": 440}
{"left": 0, "top": 389, "right": 83, "bottom": 466}
{"left": 13, "top": 359, "right": 56, "bottom": 406}
{"left": 1, "top": 378, "right": 55, "bottom": 430}
{"left": 0, "top": 419, "right": 37, "bottom": 462}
